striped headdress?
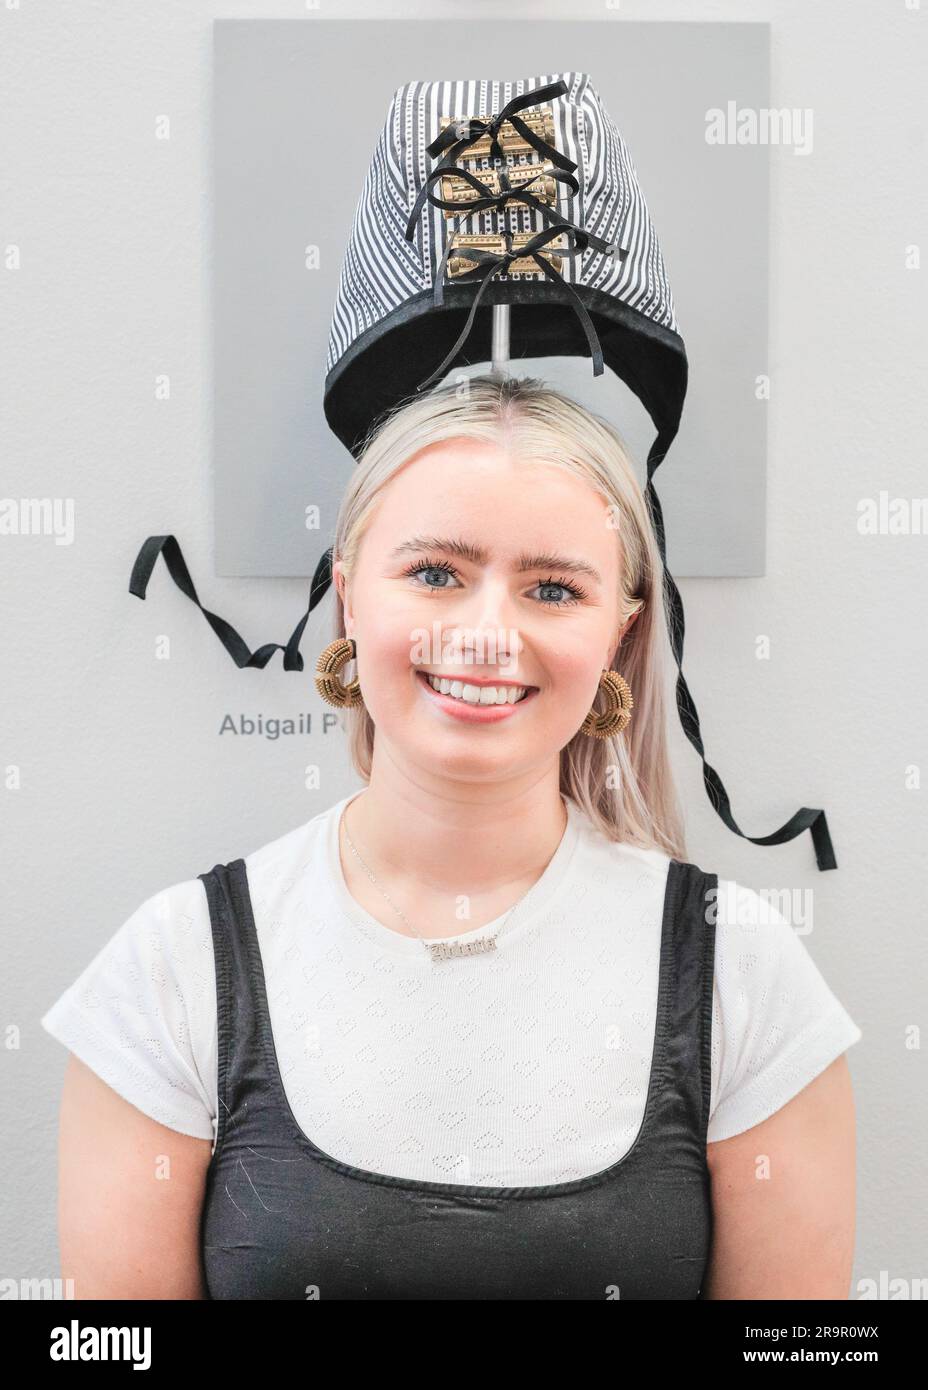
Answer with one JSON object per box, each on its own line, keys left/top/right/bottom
{"left": 323, "top": 72, "right": 686, "bottom": 458}
{"left": 131, "top": 73, "right": 835, "bottom": 871}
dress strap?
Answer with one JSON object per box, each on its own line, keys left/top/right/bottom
{"left": 644, "top": 858, "right": 718, "bottom": 1163}
{"left": 198, "top": 858, "right": 270, "bottom": 1159}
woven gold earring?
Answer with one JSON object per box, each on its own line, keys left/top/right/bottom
{"left": 579, "top": 670, "right": 634, "bottom": 739}
{"left": 314, "top": 636, "right": 364, "bottom": 709}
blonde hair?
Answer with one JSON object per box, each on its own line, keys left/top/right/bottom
{"left": 328, "top": 374, "right": 687, "bottom": 860}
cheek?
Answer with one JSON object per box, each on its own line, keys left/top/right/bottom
{"left": 542, "top": 630, "right": 604, "bottom": 698}
{"left": 352, "top": 618, "right": 420, "bottom": 718}
{"left": 525, "top": 629, "right": 608, "bottom": 744}
{"left": 542, "top": 653, "right": 604, "bottom": 739}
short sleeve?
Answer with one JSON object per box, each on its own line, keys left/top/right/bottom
{"left": 707, "top": 879, "right": 862, "bottom": 1142}
{"left": 40, "top": 877, "right": 219, "bottom": 1145}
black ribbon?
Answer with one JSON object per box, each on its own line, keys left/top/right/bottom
{"left": 129, "top": 535, "right": 333, "bottom": 672}
{"left": 404, "top": 79, "right": 622, "bottom": 390}
{"left": 404, "top": 80, "right": 578, "bottom": 244}
{"left": 425, "top": 79, "right": 579, "bottom": 173}
{"left": 642, "top": 440, "right": 837, "bottom": 871}
{"left": 404, "top": 160, "right": 581, "bottom": 244}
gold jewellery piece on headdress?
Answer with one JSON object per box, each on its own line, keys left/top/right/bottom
{"left": 446, "top": 230, "right": 567, "bottom": 279}
{"left": 314, "top": 638, "right": 634, "bottom": 738}
{"left": 438, "top": 108, "right": 556, "bottom": 161}
{"left": 314, "top": 636, "right": 363, "bottom": 709}
{"left": 438, "top": 161, "right": 559, "bottom": 216}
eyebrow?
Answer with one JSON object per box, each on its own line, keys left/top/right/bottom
{"left": 389, "top": 535, "right": 603, "bottom": 585}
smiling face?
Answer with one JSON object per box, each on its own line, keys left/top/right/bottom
{"left": 334, "top": 436, "right": 633, "bottom": 785}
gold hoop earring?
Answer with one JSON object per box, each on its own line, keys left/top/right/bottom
{"left": 315, "top": 636, "right": 364, "bottom": 709}
{"left": 580, "top": 670, "right": 634, "bottom": 739}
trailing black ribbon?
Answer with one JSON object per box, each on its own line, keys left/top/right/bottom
{"left": 416, "top": 224, "right": 622, "bottom": 392}
{"left": 129, "top": 534, "right": 333, "bottom": 672}
{"left": 642, "top": 439, "right": 837, "bottom": 871}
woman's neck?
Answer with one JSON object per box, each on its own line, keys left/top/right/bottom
{"left": 338, "top": 761, "right": 569, "bottom": 937}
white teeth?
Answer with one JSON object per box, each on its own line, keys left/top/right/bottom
{"left": 424, "top": 673, "right": 528, "bottom": 706}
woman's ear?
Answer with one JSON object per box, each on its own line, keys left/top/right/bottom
{"left": 611, "top": 608, "right": 640, "bottom": 664}
{"left": 333, "top": 559, "right": 353, "bottom": 634}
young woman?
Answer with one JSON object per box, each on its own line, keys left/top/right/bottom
{"left": 42, "top": 375, "right": 861, "bottom": 1300}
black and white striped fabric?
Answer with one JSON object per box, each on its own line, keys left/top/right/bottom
{"left": 129, "top": 71, "right": 837, "bottom": 872}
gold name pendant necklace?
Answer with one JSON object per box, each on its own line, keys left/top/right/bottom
{"left": 341, "top": 810, "right": 531, "bottom": 963}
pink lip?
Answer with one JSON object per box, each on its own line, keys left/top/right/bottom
{"left": 415, "top": 669, "right": 539, "bottom": 723}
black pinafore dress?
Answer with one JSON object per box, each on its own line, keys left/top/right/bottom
{"left": 197, "top": 854, "right": 717, "bottom": 1300}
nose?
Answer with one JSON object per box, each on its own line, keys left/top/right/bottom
{"left": 443, "top": 574, "right": 524, "bottom": 669}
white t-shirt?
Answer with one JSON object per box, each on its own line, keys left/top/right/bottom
{"left": 40, "top": 792, "right": 862, "bottom": 1187}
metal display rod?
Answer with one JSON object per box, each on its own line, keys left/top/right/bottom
{"left": 491, "top": 304, "right": 511, "bottom": 373}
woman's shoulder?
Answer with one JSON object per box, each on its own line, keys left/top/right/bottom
{"left": 570, "top": 805, "right": 674, "bottom": 880}
{"left": 579, "top": 830, "right": 866, "bottom": 1141}
{"left": 239, "top": 797, "right": 339, "bottom": 881}
{"left": 81, "top": 794, "right": 343, "bottom": 943}
{"left": 48, "top": 871, "right": 216, "bottom": 985}
{"left": 39, "top": 871, "right": 219, "bottom": 1142}
{"left": 705, "top": 875, "right": 863, "bottom": 1141}
{"left": 38, "top": 797, "right": 345, "bottom": 1144}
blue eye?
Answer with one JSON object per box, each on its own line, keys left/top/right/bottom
{"left": 531, "top": 580, "right": 584, "bottom": 607}
{"left": 405, "top": 560, "right": 460, "bottom": 590}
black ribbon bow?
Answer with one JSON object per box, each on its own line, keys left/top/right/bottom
{"left": 403, "top": 159, "right": 581, "bottom": 245}
{"left": 426, "top": 79, "right": 579, "bottom": 172}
